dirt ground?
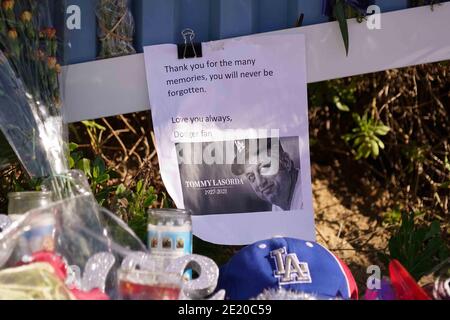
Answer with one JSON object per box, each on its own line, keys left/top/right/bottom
{"left": 312, "top": 164, "right": 392, "bottom": 290}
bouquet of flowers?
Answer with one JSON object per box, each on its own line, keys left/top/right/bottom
{"left": 96, "top": 0, "right": 135, "bottom": 59}
{"left": 0, "top": 0, "right": 66, "bottom": 178}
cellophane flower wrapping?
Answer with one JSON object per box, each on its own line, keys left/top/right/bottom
{"left": 96, "top": 0, "right": 136, "bottom": 59}
{"left": 0, "top": 0, "right": 67, "bottom": 178}
{"left": 0, "top": 171, "right": 147, "bottom": 300}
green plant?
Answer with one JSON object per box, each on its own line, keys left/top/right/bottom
{"left": 69, "top": 142, "right": 118, "bottom": 206}
{"left": 81, "top": 120, "right": 106, "bottom": 154}
{"left": 383, "top": 208, "right": 403, "bottom": 226}
{"left": 382, "top": 211, "right": 449, "bottom": 281}
{"left": 69, "top": 142, "right": 168, "bottom": 242}
{"left": 113, "top": 180, "right": 160, "bottom": 243}
{"left": 343, "top": 113, "right": 390, "bottom": 160}
{"left": 309, "top": 79, "right": 358, "bottom": 112}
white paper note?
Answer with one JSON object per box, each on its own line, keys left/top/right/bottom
{"left": 144, "top": 34, "right": 315, "bottom": 245}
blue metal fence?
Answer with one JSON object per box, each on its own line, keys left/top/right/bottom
{"left": 57, "top": 0, "right": 98, "bottom": 64}
{"left": 62, "top": 0, "right": 416, "bottom": 65}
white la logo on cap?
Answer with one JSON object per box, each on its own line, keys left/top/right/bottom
{"left": 270, "top": 247, "right": 312, "bottom": 285}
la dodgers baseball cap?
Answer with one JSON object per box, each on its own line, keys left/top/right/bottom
{"left": 217, "top": 237, "right": 358, "bottom": 300}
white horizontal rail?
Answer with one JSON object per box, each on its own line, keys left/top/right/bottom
{"left": 62, "top": 3, "right": 450, "bottom": 123}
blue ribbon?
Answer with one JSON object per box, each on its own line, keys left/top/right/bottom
{"left": 322, "top": 0, "right": 376, "bottom": 17}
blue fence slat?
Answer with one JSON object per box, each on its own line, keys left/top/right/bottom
{"left": 61, "top": 0, "right": 421, "bottom": 62}
{"left": 62, "top": 0, "right": 98, "bottom": 64}
{"left": 134, "top": 0, "right": 179, "bottom": 52}
{"left": 178, "top": 0, "right": 211, "bottom": 43}
{"left": 258, "top": 0, "right": 289, "bottom": 33}
{"left": 211, "top": 0, "right": 258, "bottom": 40}
{"left": 53, "top": 0, "right": 66, "bottom": 63}
{"left": 375, "top": 0, "right": 409, "bottom": 12}
{"left": 288, "top": 0, "right": 329, "bottom": 27}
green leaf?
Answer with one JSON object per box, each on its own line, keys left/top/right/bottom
{"left": 92, "top": 165, "right": 99, "bottom": 180}
{"left": 69, "top": 142, "right": 79, "bottom": 152}
{"left": 96, "top": 173, "right": 110, "bottom": 185}
{"left": 374, "top": 136, "right": 385, "bottom": 150}
{"left": 356, "top": 143, "right": 366, "bottom": 160}
{"left": 93, "top": 157, "right": 106, "bottom": 175}
{"left": 387, "top": 211, "right": 449, "bottom": 280}
{"left": 371, "top": 140, "right": 380, "bottom": 158}
{"left": 353, "top": 136, "right": 363, "bottom": 147}
{"left": 342, "top": 134, "right": 352, "bottom": 143}
{"left": 333, "top": 96, "right": 350, "bottom": 112}
{"left": 444, "top": 156, "right": 450, "bottom": 172}
{"left": 352, "top": 113, "right": 361, "bottom": 124}
{"left": 334, "top": 1, "right": 349, "bottom": 56}
{"left": 95, "top": 188, "right": 112, "bottom": 206}
{"left": 136, "top": 180, "right": 143, "bottom": 194}
{"left": 71, "top": 151, "right": 82, "bottom": 161}
{"left": 162, "top": 192, "right": 171, "bottom": 208}
{"left": 439, "top": 181, "right": 450, "bottom": 189}
{"left": 144, "top": 194, "right": 157, "bottom": 208}
{"left": 109, "top": 170, "right": 120, "bottom": 179}
{"left": 375, "top": 125, "right": 391, "bottom": 136}
{"left": 81, "top": 120, "right": 106, "bottom": 131}
{"left": 76, "top": 158, "right": 91, "bottom": 177}
{"left": 116, "top": 184, "right": 127, "bottom": 196}
{"left": 69, "top": 157, "right": 75, "bottom": 169}
{"left": 425, "top": 221, "right": 441, "bottom": 239}
{"left": 363, "top": 114, "right": 370, "bottom": 125}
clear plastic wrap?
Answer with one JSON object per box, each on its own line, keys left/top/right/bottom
{"left": 0, "top": 170, "right": 221, "bottom": 300}
{"left": 0, "top": 199, "right": 222, "bottom": 299}
{"left": 96, "top": 0, "right": 136, "bottom": 59}
{"left": 0, "top": 0, "right": 67, "bottom": 178}
{"left": 0, "top": 191, "right": 146, "bottom": 299}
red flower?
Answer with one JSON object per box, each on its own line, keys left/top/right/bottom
{"left": 44, "top": 27, "right": 57, "bottom": 39}
{"left": 1, "top": 0, "right": 14, "bottom": 11}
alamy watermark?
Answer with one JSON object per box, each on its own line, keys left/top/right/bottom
{"left": 366, "top": 5, "right": 382, "bottom": 30}
{"left": 66, "top": 5, "right": 81, "bottom": 30}
{"left": 66, "top": 5, "right": 383, "bottom": 32}
{"left": 176, "top": 129, "right": 281, "bottom": 176}
{"left": 367, "top": 265, "right": 382, "bottom": 290}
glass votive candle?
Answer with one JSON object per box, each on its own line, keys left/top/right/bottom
{"left": 22, "top": 212, "right": 57, "bottom": 253}
{"left": 8, "top": 191, "right": 53, "bottom": 220}
{"left": 117, "top": 268, "right": 182, "bottom": 300}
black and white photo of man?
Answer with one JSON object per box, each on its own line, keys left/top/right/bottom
{"left": 231, "top": 138, "right": 303, "bottom": 211}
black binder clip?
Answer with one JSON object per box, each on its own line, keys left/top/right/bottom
{"left": 295, "top": 13, "right": 305, "bottom": 28}
{"left": 178, "top": 28, "right": 202, "bottom": 59}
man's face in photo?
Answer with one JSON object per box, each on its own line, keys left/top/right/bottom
{"left": 242, "top": 150, "right": 293, "bottom": 207}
